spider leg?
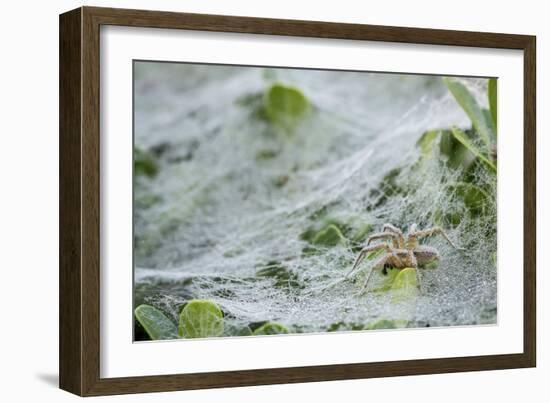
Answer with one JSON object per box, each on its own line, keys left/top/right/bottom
{"left": 362, "top": 247, "right": 413, "bottom": 291}
{"left": 366, "top": 232, "right": 400, "bottom": 248}
{"left": 382, "top": 223, "right": 403, "bottom": 234}
{"left": 359, "top": 250, "right": 410, "bottom": 294}
{"left": 409, "top": 249, "right": 418, "bottom": 267}
{"left": 382, "top": 224, "right": 405, "bottom": 248}
{"left": 359, "top": 253, "right": 390, "bottom": 294}
{"left": 410, "top": 227, "right": 464, "bottom": 250}
{"left": 346, "top": 243, "right": 393, "bottom": 278}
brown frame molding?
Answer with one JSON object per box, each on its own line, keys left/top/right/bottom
{"left": 59, "top": 6, "right": 536, "bottom": 396}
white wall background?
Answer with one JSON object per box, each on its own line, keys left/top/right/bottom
{"left": 0, "top": 0, "right": 545, "bottom": 401}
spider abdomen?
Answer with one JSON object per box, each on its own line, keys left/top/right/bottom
{"left": 414, "top": 246, "right": 440, "bottom": 267}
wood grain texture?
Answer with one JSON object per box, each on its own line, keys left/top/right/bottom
{"left": 80, "top": 6, "right": 102, "bottom": 396}
{"left": 59, "top": 6, "right": 537, "bottom": 396}
{"left": 86, "top": 6, "right": 532, "bottom": 49}
{"left": 523, "top": 38, "right": 536, "bottom": 367}
{"left": 59, "top": 7, "right": 82, "bottom": 396}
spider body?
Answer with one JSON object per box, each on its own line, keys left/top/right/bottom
{"left": 348, "top": 223, "right": 461, "bottom": 292}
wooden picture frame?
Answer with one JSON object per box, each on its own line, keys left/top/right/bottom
{"left": 59, "top": 6, "right": 536, "bottom": 396}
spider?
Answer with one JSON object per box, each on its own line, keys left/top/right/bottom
{"left": 347, "top": 223, "right": 462, "bottom": 293}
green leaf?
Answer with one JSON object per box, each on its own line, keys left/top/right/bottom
{"left": 134, "top": 305, "right": 178, "bottom": 340}
{"left": 253, "top": 322, "right": 290, "bottom": 335}
{"left": 436, "top": 182, "right": 490, "bottom": 225}
{"left": 447, "top": 182, "right": 490, "bottom": 216}
{"left": 488, "top": 78, "right": 497, "bottom": 131}
{"left": 450, "top": 127, "right": 496, "bottom": 173}
{"left": 443, "top": 77, "right": 495, "bottom": 149}
{"left": 366, "top": 319, "right": 408, "bottom": 330}
{"left": 236, "top": 326, "right": 254, "bottom": 336}
{"left": 134, "top": 147, "right": 158, "bottom": 178}
{"left": 351, "top": 223, "right": 373, "bottom": 245}
{"left": 327, "top": 321, "right": 366, "bottom": 332}
{"left": 433, "top": 129, "right": 476, "bottom": 171}
{"left": 224, "top": 323, "right": 254, "bottom": 337}
{"left": 417, "top": 129, "right": 441, "bottom": 157}
{"left": 178, "top": 300, "right": 224, "bottom": 338}
{"left": 264, "top": 83, "right": 310, "bottom": 133}
{"left": 482, "top": 108, "right": 496, "bottom": 139}
{"left": 256, "top": 262, "right": 301, "bottom": 289}
{"left": 311, "top": 224, "right": 346, "bottom": 247}
{"left": 417, "top": 129, "right": 479, "bottom": 171}
{"left": 433, "top": 208, "right": 461, "bottom": 228}
{"left": 371, "top": 267, "right": 402, "bottom": 292}
{"left": 391, "top": 268, "right": 419, "bottom": 303}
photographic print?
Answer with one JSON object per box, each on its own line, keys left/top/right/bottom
{"left": 133, "top": 61, "right": 498, "bottom": 341}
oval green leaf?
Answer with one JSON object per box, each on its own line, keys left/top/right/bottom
{"left": 311, "top": 224, "right": 346, "bottom": 247}
{"left": 134, "top": 304, "right": 178, "bottom": 340}
{"left": 253, "top": 322, "right": 290, "bottom": 336}
{"left": 264, "top": 83, "right": 309, "bottom": 133}
{"left": 371, "top": 266, "right": 402, "bottom": 292}
{"left": 178, "top": 300, "right": 224, "bottom": 338}
{"left": 391, "top": 267, "right": 419, "bottom": 303}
